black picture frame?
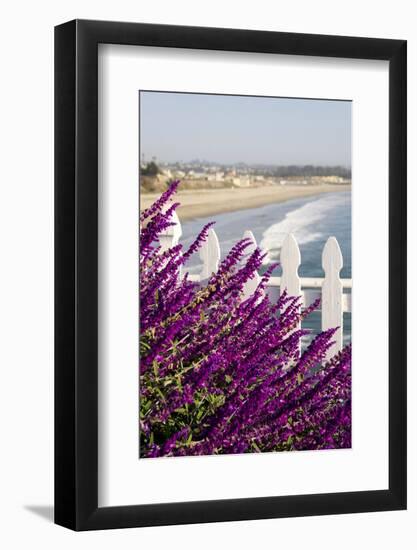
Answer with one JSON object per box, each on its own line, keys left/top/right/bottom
{"left": 55, "top": 19, "right": 407, "bottom": 531}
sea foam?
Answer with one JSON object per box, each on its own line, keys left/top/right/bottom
{"left": 260, "top": 193, "right": 346, "bottom": 260}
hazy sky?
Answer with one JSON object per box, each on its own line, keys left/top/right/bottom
{"left": 140, "top": 91, "right": 351, "bottom": 166}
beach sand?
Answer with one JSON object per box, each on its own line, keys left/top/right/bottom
{"left": 140, "top": 184, "right": 351, "bottom": 221}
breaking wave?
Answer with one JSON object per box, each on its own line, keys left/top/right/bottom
{"left": 260, "top": 193, "right": 346, "bottom": 260}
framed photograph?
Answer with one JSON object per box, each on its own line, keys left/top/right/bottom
{"left": 55, "top": 19, "right": 407, "bottom": 530}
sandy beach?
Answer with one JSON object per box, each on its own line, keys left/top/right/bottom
{"left": 140, "top": 184, "right": 351, "bottom": 221}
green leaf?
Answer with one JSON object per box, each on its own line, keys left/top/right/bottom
{"left": 251, "top": 441, "right": 261, "bottom": 453}
{"left": 155, "top": 387, "right": 166, "bottom": 402}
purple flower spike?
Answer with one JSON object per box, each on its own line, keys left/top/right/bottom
{"left": 140, "top": 182, "right": 352, "bottom": 457}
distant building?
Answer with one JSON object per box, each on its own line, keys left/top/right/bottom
{"left": 187, "top": 170, "right": 206, "bottom": 179}
{"left": 232, "top": 176, "right": 251, "bottom": 188}
{"left": 207, "top": 171, "right": 224, "bottom": 182}
{"left": 311, "top": 175, "right": 350, "bottom": 184}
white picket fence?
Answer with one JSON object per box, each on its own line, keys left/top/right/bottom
{"left": 159, "top": 211, "right": 352, "bottom": 356}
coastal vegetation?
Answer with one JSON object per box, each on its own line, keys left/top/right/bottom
{"left": 139, "top": 181, "right": 352, "bottom": 458}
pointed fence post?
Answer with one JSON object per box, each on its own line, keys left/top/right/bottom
{"left": 159, "top": 210, "right": 182, "bottom": 253}
{"left": 199, "top": 227, "right": 221, "bottom": 281}
{"left": 241, "top": 230, "right": 262, "bottom": 300}
{"left": 280, "top": 233, "right": 301, "bottom": 296}
{"left": 158, "top": 210, "right": 183, "bottom": 279}
{"left": 280, "top": 233, "right": 302, "bottom": 357}
{"left": 322, "top": 236, "right": 343, "bottom": 358}
{"left": 280, "top": 234, "right": 301, "bottom": 298}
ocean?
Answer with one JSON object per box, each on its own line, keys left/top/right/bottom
{"left": 180, "top": 191, "right": 351, "bottom": 345}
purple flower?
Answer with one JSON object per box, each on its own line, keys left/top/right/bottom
{"left": 139, "top": 181, "right": 352, "bottom": 457}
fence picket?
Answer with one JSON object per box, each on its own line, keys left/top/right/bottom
{"left": 199, "top": 227, "right": 221, "bottom": 280}
{"left": 280, "top": 233, "right": 302, "bottom": 356}
{"left": 280, "top": 233, "right": 301, "bottom": 298}
{"left": 322, "top": 236, "right": 343, "bottom": 357}
{"left": 241, "top": 230, "right": 262, "bottom": 300}
{"left": 159, "top": 210, "right": 182, "bottom": 252}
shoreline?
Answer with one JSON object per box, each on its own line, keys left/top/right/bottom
{"left": 140, "top": 184, "right": 351, "bottom": 221}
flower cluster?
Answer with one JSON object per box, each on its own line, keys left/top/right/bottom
{"left": 140, "top": 181, "right": 351, "bottom": 457}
